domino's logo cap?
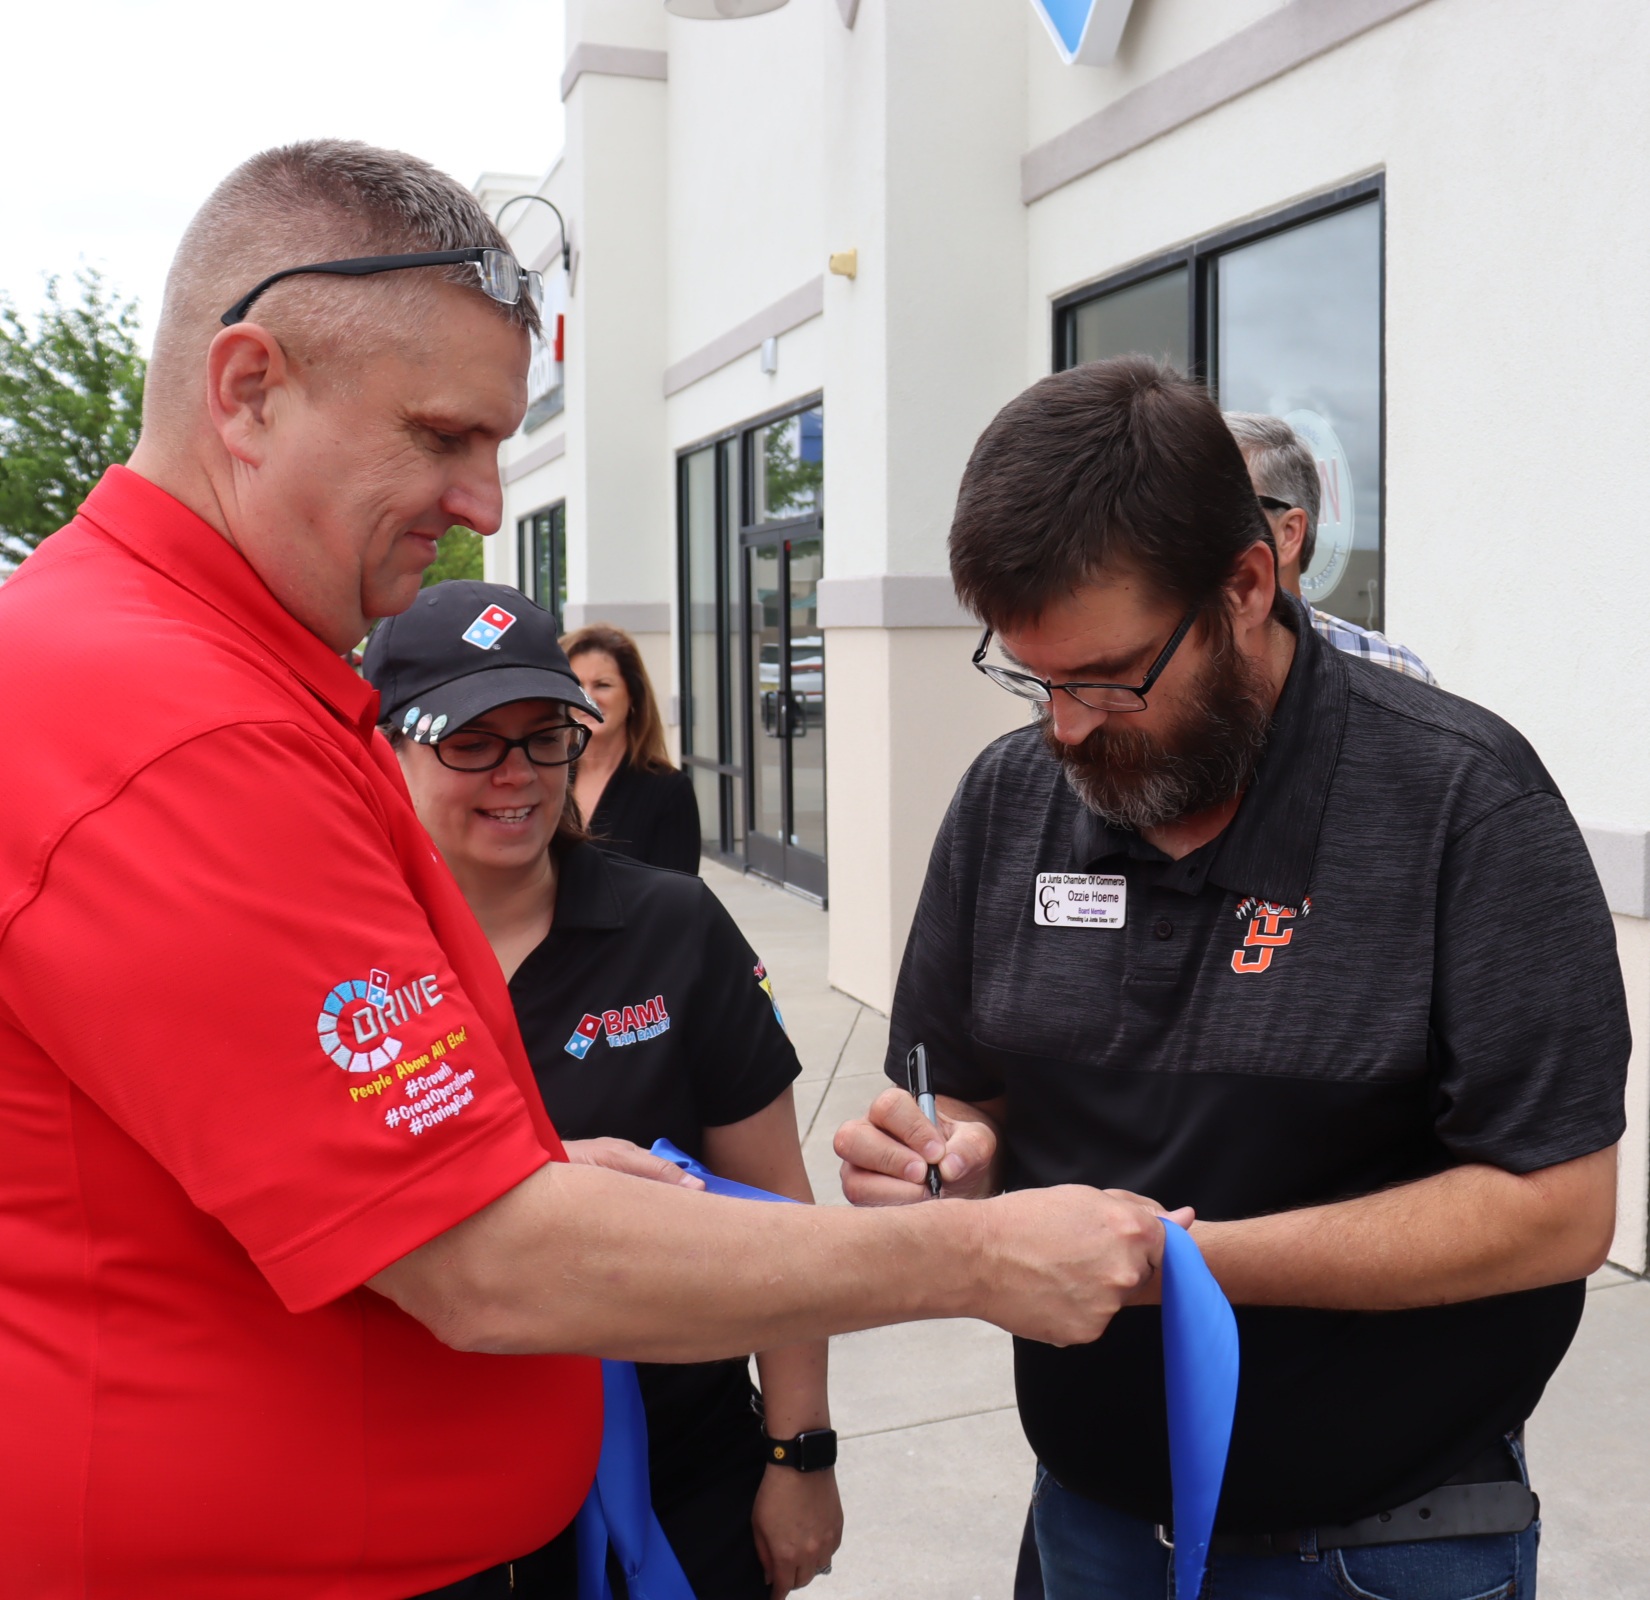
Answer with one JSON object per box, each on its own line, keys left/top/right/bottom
{"left": 361, "top": 580, "right": 602, "bottom": 741}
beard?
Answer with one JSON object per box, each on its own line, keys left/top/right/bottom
{"left": 1043, "top": 632, "right": 1273, "bottom": 831}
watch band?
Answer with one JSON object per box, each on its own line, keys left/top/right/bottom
{"left": 762, "top": 1427, "right": 838, "bottom": 1472}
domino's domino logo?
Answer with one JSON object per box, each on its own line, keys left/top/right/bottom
{"left": 565, "top": 1014, "right": 603, "bottom": 1059}
{"left": 462, "top": 604, "right": 518, "bottom": 651}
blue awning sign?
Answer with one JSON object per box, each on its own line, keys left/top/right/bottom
{"left": 1030, "top": 0, "right": 1135, "bottom": 65}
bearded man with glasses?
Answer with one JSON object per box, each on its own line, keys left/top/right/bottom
{"left": 836, "top": 355, "right": 1626, "bottom": 1600}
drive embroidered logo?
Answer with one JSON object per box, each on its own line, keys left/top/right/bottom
{"left": 1230, "top": 896, "right": 1312, "bottom": 975}
{"left": 316, "top": 969, "right": 445, "bottom": 1071}
{"left": 565, "top": 1013, "right": 604, "bottom": 1059}
{"left": 462, "top": 604, "right": 518, "bottom": 650}
{"left": 603, "top": 996, "right": 671, "bottom": 1048}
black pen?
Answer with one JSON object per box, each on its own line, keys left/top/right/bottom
{"left": 906, "top": 1043, "right": 944, "bottom": 1197}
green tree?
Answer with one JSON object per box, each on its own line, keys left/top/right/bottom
{"left": 423, "top": 526, "right": 485, "bottom": 586}
{"left": 761, "top": 411, "right": 823, "bottom": 518}
{"left": 0, "top": 271, "right": 146, "bottom": 569}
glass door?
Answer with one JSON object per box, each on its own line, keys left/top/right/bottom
{"left": 742, "top": 529, "right": 827, "bottom": 899}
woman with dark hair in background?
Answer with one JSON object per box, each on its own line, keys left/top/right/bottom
{"left": 563, "top": 624, "right": 701, "bottom": 874}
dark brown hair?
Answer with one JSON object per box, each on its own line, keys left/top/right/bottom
{"left": 561, "top": 625, "right": 675, "bottom": 774}
{"left": 949, "top": 357, "right": 1282, "bottom": 630}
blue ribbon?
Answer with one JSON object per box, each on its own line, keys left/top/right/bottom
{"left": 650, "top": 1138, "right": 802, "bottom": 1205}
{"left": 573, "top": 1142, "right": 799, "bottom": 1600}
{"left": 574, "top": 1360, "right": 696, "bottom": 1600}
{"left": 575, "top": 1144, "right": 1238, "bottom": 1600}
{"left": 1158, "top": 1218, "right": 1240, "bottom": 1600}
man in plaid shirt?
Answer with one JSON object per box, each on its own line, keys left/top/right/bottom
{"left": 1226, "top": 413, "right": 1436, "bottom": 685}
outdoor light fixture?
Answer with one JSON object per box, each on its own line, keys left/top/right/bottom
{"left": 493, "top": 194, "right": 571, "bottom": 276}
{"left": 664, "top": 0, "right": 789, "bottom": 18}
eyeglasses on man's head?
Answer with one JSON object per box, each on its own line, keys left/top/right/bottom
{"left": 1255, "top": 494, "right": 1296, "bottom": 514}
{"left": 221, "top": 248, "right": 543, "bottom": 327}
{"left": 970, "top": 606, "right": 1200, "bottom": 713}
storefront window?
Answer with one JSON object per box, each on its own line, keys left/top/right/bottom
{"left": 750, "top": 407, "right": 823, "bottom": 523}
{"left": 677, "top": 399, "right": 826, "bottom": 897}
{"left": 515, "top": 503, "right": 566, "bottom": 628}
{"left": 1054, "top": 183, "right": 1383, "bottom": 628}
{"left": 1214, "top": 203, "right": 1382, "bottom": 627}
{"left": 1066, "top": 266, "right": 1188, "bottom": 371}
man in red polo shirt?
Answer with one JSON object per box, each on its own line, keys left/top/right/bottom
{"left": 0, "top": 141, "right": 1169, "bottom": 1599}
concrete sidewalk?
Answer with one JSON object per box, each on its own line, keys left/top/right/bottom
{"left": 702, "top": 860, "right": 1650, "bottom": 1600}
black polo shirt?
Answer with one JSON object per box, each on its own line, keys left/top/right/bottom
{"left": 588, "top": 758, "right": 702, "bottom": 875}
{"left": 886, "top": 614, "right": 1628, "bottom": 1533}
{"left": 510, "top": 842, "right": 800, "bottom": 1476}
{"left": 510, "top": 841, "right": 797, "bottom": 1156}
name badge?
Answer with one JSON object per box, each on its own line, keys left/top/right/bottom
{"left": 1034, "top": 872, "right": 1126, "bottom": 929}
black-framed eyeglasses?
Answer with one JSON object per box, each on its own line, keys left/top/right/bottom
{"left": 1256, "top": 495, "right": 1295, "bottom": 514}
{"left": 220, "top": 248, "right": 544, "bottom": 327}
{"left": 432, "top": 722, "right": 589, "bottom": 772}
{"left": 971, "top": 607, "right": 1199, "bottom": 713}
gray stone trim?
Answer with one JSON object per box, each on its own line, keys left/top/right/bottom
{"left": 1021, "top": 0, "right": 1431, "bottom": 203}
{"left": 560, "top": 44, "right": 668, "bottom": 102}
{"left": 502, "top": 433, "right": 566, "bottom": 485}
{"left": 816, "top": 575, "right": 976, "bottom": 630}
{"left": 563, "top": 601, "right": 672, "bottom": 634}
{"left": 1581, "top": 824, "right": 1650, "bottom": 920}
{"left": 663, "top": 278, "right": 825, "bottom": 397}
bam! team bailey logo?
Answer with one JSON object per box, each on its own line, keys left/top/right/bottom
{"left": 317, "top": 968, "right": 445, "bottom": 1072}
{"left": 1230, "top": 896, "right": 1312, "bottom": 975}
{"left": 564, "top": 997, "right": 672, "bottom": 1056}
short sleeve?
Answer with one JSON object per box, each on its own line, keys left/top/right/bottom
{"left": 0, "top": 723, "right": 553, "bottom": 1312}
{"left": 684, "top": 887, "right": 800, "bottom": 1127}
{"left": 885, "top": 794, "right": 1002, "bottom": 1102}
{"left": 647, "top": 771, "right": 702, "bottom": 875}
{"left": 1430, "top": 791, "right": 1629, "bottom": 1171}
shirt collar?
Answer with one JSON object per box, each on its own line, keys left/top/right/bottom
{"left": 77, "top": 466, "right": 381, "bottom": 740}
{"left": 552, "top": 842, "right": 627, "bottom": 932}
{"left": 1070, "top": 600, "right": 1348, "bottom": 908}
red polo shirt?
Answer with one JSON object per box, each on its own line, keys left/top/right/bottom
{"left": 0, "top": 468, "right": 601, "bottom": 1597}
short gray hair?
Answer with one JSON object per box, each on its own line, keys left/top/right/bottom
{"left": 1224, "top": 412, "right": 1320, "bottom": 569}
{"left": 147, "top": 139, "right": 537, "bottom": 433}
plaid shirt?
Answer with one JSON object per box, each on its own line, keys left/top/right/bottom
{"left": 1311, "top": 607, "right": 1437, "bottom": 686}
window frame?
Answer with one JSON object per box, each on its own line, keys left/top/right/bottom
{"left": 1052, "top": 176, "right": 1386, "bottom": 626}
{"left": 514, "top": 501, "right": 566, "bottom": 630}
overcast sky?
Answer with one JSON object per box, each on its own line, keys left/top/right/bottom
{"left": 1, "top": 0, "right": 567, "bottom": 353}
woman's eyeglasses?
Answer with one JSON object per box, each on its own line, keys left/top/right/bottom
{"left": 431, "top": 723, "right": 589, "bottom": 773}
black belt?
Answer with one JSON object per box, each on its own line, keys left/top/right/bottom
{"left": 1158, "top": 1436, "right": 1538, "bottom": 1558}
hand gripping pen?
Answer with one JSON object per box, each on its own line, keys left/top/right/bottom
{"left": 905, "top": 1043, "right": 944, "bottom": 1198}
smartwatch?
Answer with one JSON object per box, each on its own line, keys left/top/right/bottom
{"left": 762, "top": 1427, "right": 838, "bottom": 1472}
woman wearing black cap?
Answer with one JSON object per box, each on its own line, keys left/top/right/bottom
{"left": 363, "top": 581, "right": 842, "bottom": 1600}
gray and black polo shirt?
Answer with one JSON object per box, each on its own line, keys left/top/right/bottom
{"left": 886, "top": 612, "right": 1628, "bottom": 1532}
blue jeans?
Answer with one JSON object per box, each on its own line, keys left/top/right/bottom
{"left": 1032, "top": 1459, "right": 1539, "bottom": 1600}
